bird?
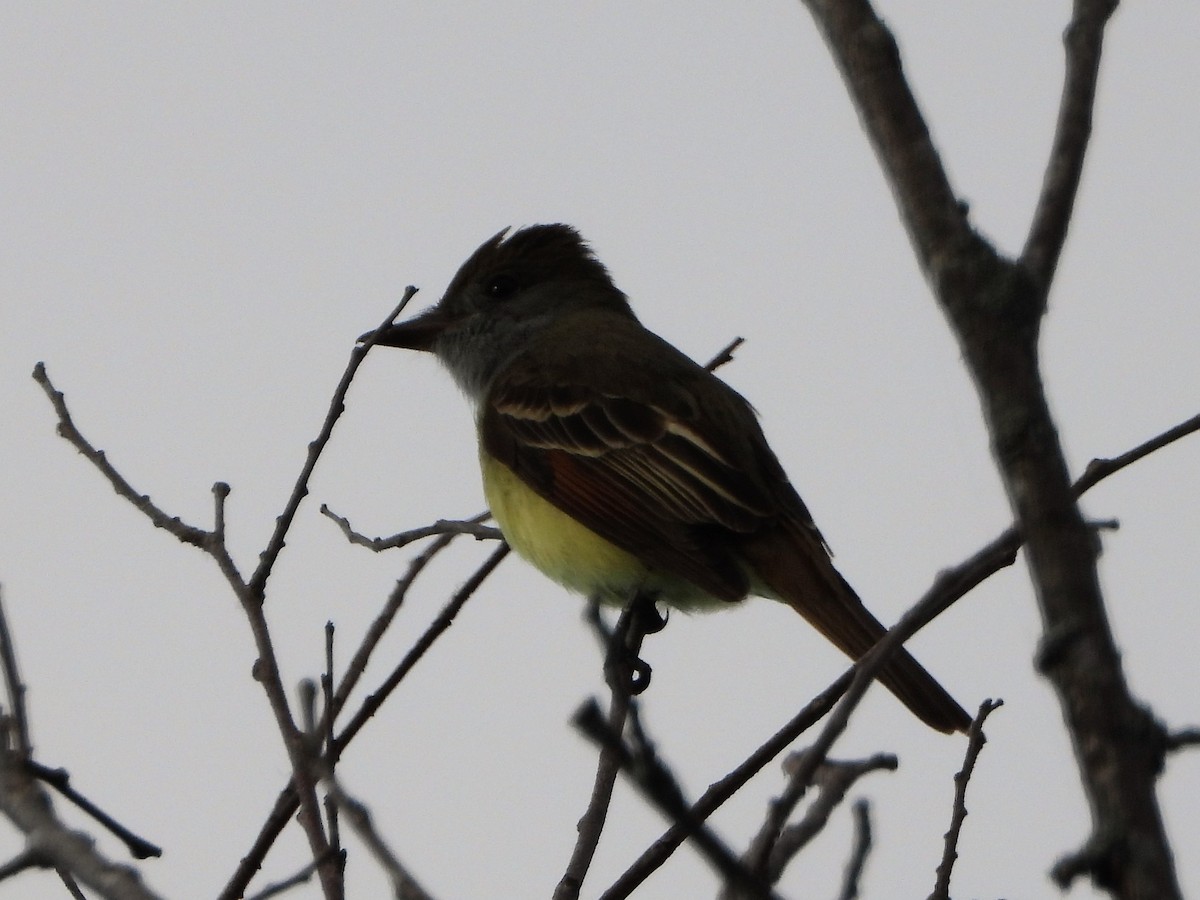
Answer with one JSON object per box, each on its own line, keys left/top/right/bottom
{"left": 368, "top": 224, "right": 969, "bottom": 733}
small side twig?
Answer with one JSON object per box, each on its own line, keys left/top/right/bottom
{"left": 333, "top": 543, "right": 509, "bottom": 755}
{"left": 930, "top": 699, "right": 1004, "bottom": 900}
{"left": 554, "top": 599, "right": 657, "bottom": 900}
{"left": 838, "top": 799, "right": 872, "bottom": 900}
{"left": 244, "top": 852, "right": 340, "bottom": 900}
{"left": 324, "top": 775, "right": 434, "bottom": 900}
{"left": 249, "top": 286, "right": 418, "bottom": 598}
{"left": 321, "top": 506, "right": 501, "bottom": 551}
{"left": 1165, "top": 728, "right": 1200, "bottom": 752}
{"left": 26, "top": 762, "right": 161, "bottom": 860}
{"left": 753, "top": 752, "right": 896, "bottom": 890}
{"left": 704, "top": 337, "right": 745, "bottom": 373}
{"left": 0, "top": 589, "right": 32, "bottom": 757}
{"left": 32, "top": 363, "right": 213, "bottom": 550}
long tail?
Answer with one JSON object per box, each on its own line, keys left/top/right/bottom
{"left": 738, "top": 525, "right": 970, "bottom": 734}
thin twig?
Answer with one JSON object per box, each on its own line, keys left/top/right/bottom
{"left": 554, "top": 601, "right": 652, "bottom": 900}
{"left": 333, "top": 543, "right": 509, "bottom": 755}
{"left": 0, "top": 589, "right": 32, "bottom": 757}
{"left": 328, "top": 528, "right": 468, "bottom": 727}
{"left": 32, "top": 363, "right": 213, "bottom": 549}
{"left": 249, "top": 287, "right": 418, "bottom": 598}
{"left": 599, "top": 671, "right": 848, "bottom": 900}
{"left": 0, "top": 593, "right": 163, "bottom": 896}
{"left": 244, "top": 854, "right": 338, "bottom": 900}
{"left": 27, "top": 762, "right": 161, "bottom": 860}
{"left": 574, "top": 702, "right": 782, "bottom": 900}
{"left": 56, "top": 868, "right": 88, "bottom": 899}
{"left": 35, "top": 333, "right": 441, "bottom": 896}
{"left": 0, "top": 749, "right": 163, "bottom": 898}
{"left": 324, "top": 775, "right": 435, "bottom": 900}
{"left": 1075, "top": 412, "right": 1200, "bottom": 496}
{"left": 930, "top": 699, "right": 1004, "bottom": 900}
{"left": 1165, "top": 728, "right": 1200, "bottom": 752}
{"left": 704, "top": 337, "right": 745, "bottom": 373}
{"left": 321, "top": 506, "right": 501, "bottom": 550}
{"left": 838, "top": 799, "right": 872, "bottom": 900}
{"left": 764, "top": 753, "right": 896, "bottom": 886}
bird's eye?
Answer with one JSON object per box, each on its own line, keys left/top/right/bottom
{"left": 484, "top": 273, "right": 519, "bottom": 300}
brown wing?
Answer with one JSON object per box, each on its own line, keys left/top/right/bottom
{"left": 480, "top": 342, "right": 789, "bottom": 601}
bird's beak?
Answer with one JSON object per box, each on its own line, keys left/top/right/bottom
{"left": 360, "top": 305, "right": 456, "bottom": 352}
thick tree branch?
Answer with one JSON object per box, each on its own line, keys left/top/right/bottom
{"left": 801, "top": 1, "right": 1180, "bottom": 896}
{"left": 801, "top": 0, "right": 979, "bottom": 283}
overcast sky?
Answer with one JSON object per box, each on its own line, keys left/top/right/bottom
{"left": 2, "top": 4, "right": 1198, "bottom": 898}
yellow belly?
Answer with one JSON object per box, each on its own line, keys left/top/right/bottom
{"left": 480, "top": 451, "right": 720, "bottom": 609}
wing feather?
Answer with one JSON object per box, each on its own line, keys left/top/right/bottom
{"left": 483, "top": 373, "right": 789, "bottom": 599}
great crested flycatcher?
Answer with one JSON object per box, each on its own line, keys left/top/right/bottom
{"left": 370, "top": 224, "right": 969, "bottom": 733}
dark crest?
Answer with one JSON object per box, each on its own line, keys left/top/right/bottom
{"left": 444, "top": 224, "right": 618, "bottom": 301}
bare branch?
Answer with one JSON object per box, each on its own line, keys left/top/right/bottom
{"left": 0, "top": 594, "right": 162, "bottom": 896}
{"left": 766, "top": 753, "right": 896, "bottom": 886}
{"left": 324, "top": 776, "right": 434, "bottom": 900}
{"left": 333, "top": 543, "right": 509, "bottom": 755}
{"left": 320, "top": 505, "right": 501, "bottom": 551}
{"left": 574, "top": 701, "right": 782, "bottom": 900}
{"left": 0, "top": 736, "right": 163, "bottom": 899}
{"left": 0, "top": 848, "right": 41, "bottom": 881}
{"left": 27, "top": 762, "right": 161, "bottom": 860}
{"left": 930, "top": 699, "right": 1004, "bottom": 900}
{"left": 804, "top": 2, "right": 1182, "bottom": 893}
{"left": 244, "top": 852, "right": 342, "bottom": 900}
{"left": 704, "top": 336, "right": 745, "bottom": 373}
{"left": 220, "top": 787, "right": 301, "bottom": 900}
{"left": 800, "top": 0, "right": 976, "bottom": 282}
{"left": 1022, "top": 0, "right": 1121, "bottom": 291}
{"left": 57, "top": 868, "right": 88, "bottom": 900}
{"left": 1165, "top": 729, "right": 1200, "bottom": 753}
{"left": 1075, "top": 412, "right": 1200, "bottom": 496}
{"left": 326, "top": 530, "right": 463, "bottom": 730}
{"left": 0, "top": 589, "right": 31, "bottom": 757}
{"left": 554, "top": 601, "right": 655, "bottom": 900}
{"left": 837, "top": 799, "right": 872, "bottom": 900}
{"left": 32, "top": 363, "right": 213, "bottom": 550}
{"left": 221, "top": 542, "right": 509, "bottom": 899}
{"left": 249, "top": 286, "right": 418, "bottom": 598}
{"left": 35, "top": 342, "right": 406, "bottom": 895}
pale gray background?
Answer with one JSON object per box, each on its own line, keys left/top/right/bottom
{"left": 2, "top": 3, "right": 1197, "bottom": 898}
